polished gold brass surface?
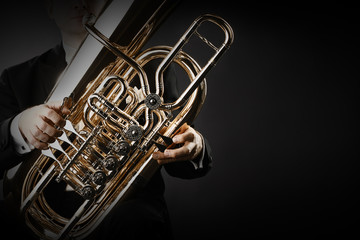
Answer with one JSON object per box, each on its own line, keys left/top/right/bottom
{"left": 3, "top": 1, "right": 234, "bottom": 239}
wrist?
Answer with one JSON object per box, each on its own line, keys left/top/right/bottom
{"left": 10, "top": 113, "right": 34, "bottom": 154}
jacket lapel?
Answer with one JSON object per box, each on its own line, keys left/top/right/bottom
{"left": 33, "top": 44, "right": 67, "bottom": 104}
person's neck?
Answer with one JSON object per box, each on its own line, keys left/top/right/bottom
{"left": 61, "top": 31, "right": 87, "bottom": 50}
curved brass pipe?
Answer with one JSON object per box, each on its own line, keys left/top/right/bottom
{"left": 3, "top": 2, "right": 234, "bottom": 240}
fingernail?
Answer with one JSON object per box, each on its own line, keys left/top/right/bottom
{"left": 172, "top": 136, "right": 179, "bottom": 143}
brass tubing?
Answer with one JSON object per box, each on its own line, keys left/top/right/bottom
{"left": 84, "top": 23, "right": 150, "bottom": 96}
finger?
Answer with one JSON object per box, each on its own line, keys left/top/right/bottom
{"left": 169, "top": 142, "right": 196, "bottom": 158}
{"left": 27, "top": 133, "right": 49, "bottom": 150}
{"left": 173, "top": 128, "right": 195, "bottom": 144}
{"left": 37, "top": 119, "right": 63, "bottom": 138}
{"left": 48, "top": 100, "right": 71, "bottom": 115}
{"left": 152, "top": 151, "right": 165, "bottom": 160}
{"left": 61, "top": 105, "right": 71, "bottom": 115}
{"left": 153, "top": 143, "right": 195, "bottom": 161}
{"left": 41, "top": 108, "right": 66, "bottom": 128}
{"left": 31, "top": 126, "right": 55, "bottom": 143}
{"left": 153, "top": 150, "right": 191, "bottom": 164}
{"left": 62, "top": 97, "right": 73, "bottom": 115}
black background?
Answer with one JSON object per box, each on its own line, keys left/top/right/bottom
{"left": 0, "top": 1, "right": 359, "bottom": 239}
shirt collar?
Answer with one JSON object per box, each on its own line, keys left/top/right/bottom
{"left": 63, "top": 42, "right": 78, "bottom": 65}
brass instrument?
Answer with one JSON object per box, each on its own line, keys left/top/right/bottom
{"left": 3, "top": 0, "right": 234, "bottom": 239}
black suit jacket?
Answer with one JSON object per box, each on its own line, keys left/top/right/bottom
{"left": 0, "top": 44, "right": 67, "bottom": 173}
{"left": 0, "top": 43, "right": 212, "bottom": 196}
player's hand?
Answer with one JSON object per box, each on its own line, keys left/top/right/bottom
{"left": 18, "top": 101, "right": 70, "bottom": 150}
{"left": 153, "top": 125, "right": 203, "bottom": 165}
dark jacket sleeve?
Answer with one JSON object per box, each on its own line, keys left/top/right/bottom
{"left": 0, "top": 45, "right": 66, "bottom": 179}
{"left": 0, "top": 117, "right": 29, "bottom": 176}
{"left": 0, "top": 69, "right": 29, "bottom": 178}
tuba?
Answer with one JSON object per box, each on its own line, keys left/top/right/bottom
{"left": 3, "top": 0, "right": 234, "bottom": 239}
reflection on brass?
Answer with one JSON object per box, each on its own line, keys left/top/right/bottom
{"left": 3, "top": 0, "right": 234, "bottom": 239}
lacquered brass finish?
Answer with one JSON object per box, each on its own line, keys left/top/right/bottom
{"left": 3, "top": 1, "right": 234, "bottom": 239}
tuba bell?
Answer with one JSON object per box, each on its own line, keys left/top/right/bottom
{"left": 3, "top": 0, "right": 234, "bottom": 239}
